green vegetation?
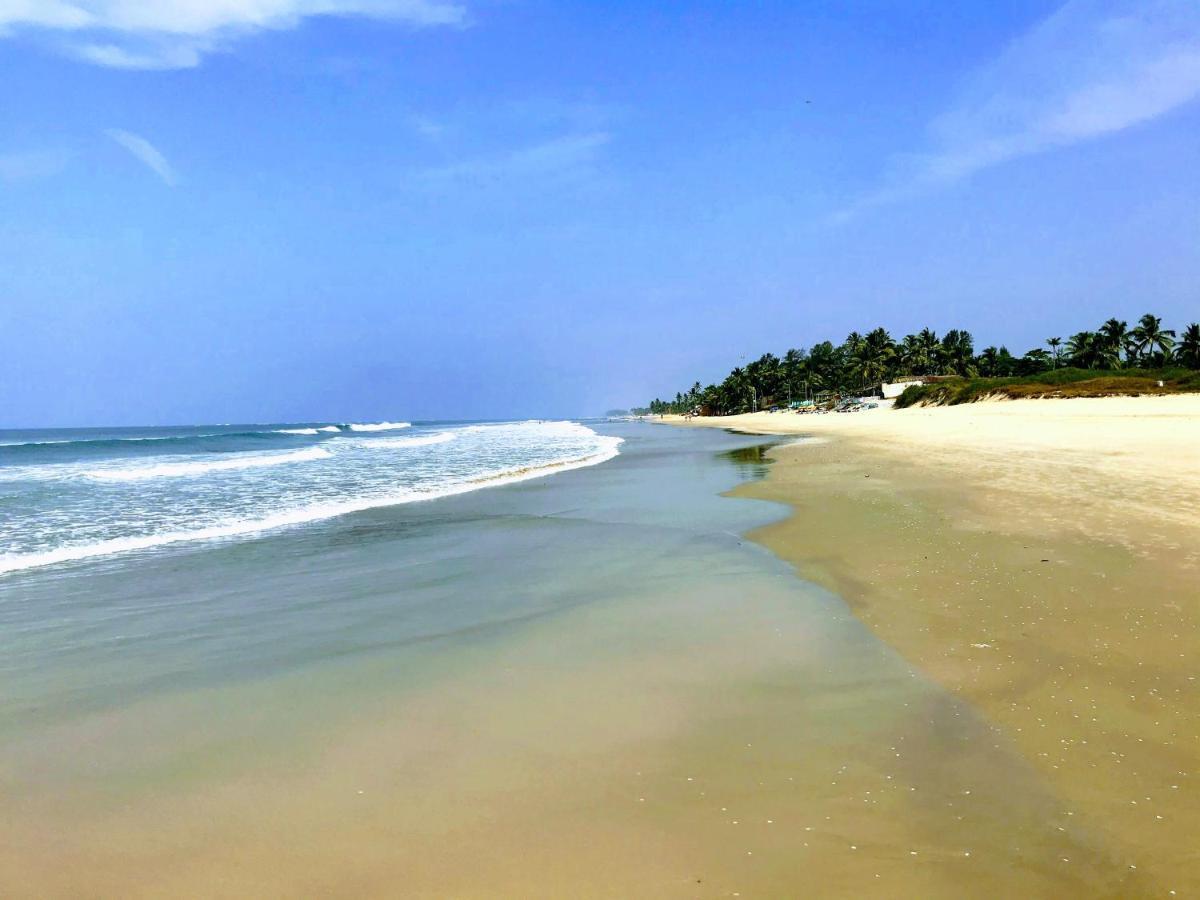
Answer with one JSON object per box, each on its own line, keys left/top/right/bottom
{"left": 893, "top": 367, "right": 1200, "bottom": 408}
{"left": 646, "top": 313, "right": 1200, "bottom": 416}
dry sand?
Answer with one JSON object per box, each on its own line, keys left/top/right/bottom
{"left": 663, "top": 395, "right": 1200, "bottom": 894}
{"left": 667, "top": 395, "right": 1200, "bottom": 558}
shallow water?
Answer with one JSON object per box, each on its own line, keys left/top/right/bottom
{"left": 0, "top": 423, "right": 1140, "bottom": 896}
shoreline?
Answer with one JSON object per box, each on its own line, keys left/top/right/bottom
{"left": 0, "top": 421, "right": 1156, "bottom": 897}
{"left": 661, "top": 396, "right": 1200, "bottom": 894}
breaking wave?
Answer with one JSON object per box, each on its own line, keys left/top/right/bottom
{"left": 347, "top": 422, "right": 411, "bottom": 432}
{"left": 1, "top": 420, "right": 622, "bottom": 576}
{"left": 84, "top": 447, "right": 332, "bottom": 482}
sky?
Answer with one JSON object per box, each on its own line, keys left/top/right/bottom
{"left": 1, "top": 0, "right": 1198, "bottom": 426}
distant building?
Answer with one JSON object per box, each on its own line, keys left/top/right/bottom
{"left": 882, "top": 375, "right": 959, "bottom": 399}
{"left": 882, "top": 380, "right": 920, "bottom": 399}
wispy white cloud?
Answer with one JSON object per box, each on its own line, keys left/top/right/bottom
{"left": 0, "top": 148, "right": 70, "bottom": 182}
{"left": 0, "top": 0, "right": 467, "bottom": 69}
{"left": 842, "top": 0, "right": 1200, "bottom": 219}
{"left": 79, "top": 39, "right": 209, "bottom": 69}
{"left": 412, "top": 131, "right": 611, "bottom": 189}
{"left": 106, "top": 129, "right": 176, "bottom": 185}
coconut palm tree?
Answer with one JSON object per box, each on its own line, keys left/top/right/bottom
{"left": 841, "top": 331, "right": 865, "bottom": 368}
{"left": 1129, "top": 313, "right": 1176, "bottom": 366}
{"left": 915, "top": 328, "right": 940, "bottom": 374}
{"left": 996, "top": 346, "right": 1017, "bottom": 376}
{"left": 1099, "top": 319, "right": 1129, "bottom": 367}
{"left": 940, "top": 329, "right": 976, "bottom": 376}
{"left": 897, "top": 328, "right": 938, "bottom": 375}
{"left": 747, "top": 353, "right": 783, "bottom": 404}
{"left": 1067, "top": 331, "right": 1105, "bottom": 368}
{"left": 1176, "top": 323, "right": 1200, "bottom": 369}
{"left": 977, "top": 346, "right": 1000, "bottom": 376}
{"left": 1046, "top": 336, "right": 1063, "bottom": 369}
{"left": 644, "top": 314, "right": 1200, "bottom": 415}
{"left": 849, "top": 328, "right": 896, "bottom": 386}
{"left": 722, "top": 367, "right": 752, "bottom": 413}
{"left": 898, "top": 334, "right": 920, "bottom": 373}
{"left": 782, "top": 348, "right": 808, "bottom": 402}
{"left": 806, "top": 341, "right": 839, "bottom": 390}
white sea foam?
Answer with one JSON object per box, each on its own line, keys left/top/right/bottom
{"left": 347, "top": 421, "right": 411, "bottom": 432}
{"left": 0, "top": 435, "right": 623, "bottom": 576}
{"left": 84, "top": 447, "right": 331, "bottom": 482}
{"left": 460, "top": 420, "right": 596, "bottom": 437}
{"left": 0, "top": 439, "right": 73, "bottom": 447}
{"left": 356, "top": 432, "right": 456, "bottom": 449}
{"left": 317, "top": 425, "right": 341, "bottom": 432}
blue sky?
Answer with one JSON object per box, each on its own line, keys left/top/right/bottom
{"left": 1, "top": 0, "right": 1198, "bottom": 426}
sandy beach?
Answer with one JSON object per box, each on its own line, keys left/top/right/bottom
{"left": 663, "top": 395, "right": 1200, "bottom": 894}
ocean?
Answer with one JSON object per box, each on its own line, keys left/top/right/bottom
{"left": 0, "top": 419, "right": 622, "bottom": 576}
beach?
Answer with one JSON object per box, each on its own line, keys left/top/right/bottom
{"left": 0, "top": 419, "right": 1157, "bottom": 897}
{"left": 10, "top": 0, "right": 1200, "bottom": 894}
{"left": 664, "top": 395, "right": 1200, "bottom": 894}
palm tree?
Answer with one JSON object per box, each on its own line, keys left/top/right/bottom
{"left": 917, "top": 328, "right": 940, "bottom": 374}
{"left": 841, "top": 331, "right": 866, "bottom": 368}
{"left": 782, "top": 348, "right": 808, "bottom": 402}
{"left": 747, "top": 353, "right": 783, "bottom": 404}
{"left": 898, "top": 328, "right": 939, "bottom": 375}
{"left": 1046, "top": 336, "right": 1062, "bottom": 369}
{"left": 1129, "top": 313, "right": 1176, "bottom": 366}
{"left": 807, "top": 341, "right": 839, "bottom": 390}
{"left": 849, "top": 328, "right": 896, "bottom": 387}
{"left": 995, "top": 346, "right": 1016, "bottom": 376}
{"left": 1176, "top": 323, "right": 1200, "bottom": 369}
{"left": 685, "top": 382, "right": 702, "bottom": 411}
{"left": 1099, "top": 319, "right": 1128, "bottom": 367}
{"left": 977, "top": 346, "right": 1000, "bottom": 377}
{"left": 898, "top": 334, "right": 920, "bottom": 373}
{"left": 1067, "top": 331, "right": 1105, "bottom": 369}
{"left": 722, "top": 367, "right": 751, "bottom": 413}
{"left": 940, "top": 329, "right": 975, "bottom": 376}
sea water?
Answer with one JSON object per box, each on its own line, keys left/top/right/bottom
{"left": 0, "top": 419, "right": 621, "bottom": 576}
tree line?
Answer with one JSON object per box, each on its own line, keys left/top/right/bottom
{"left": 640, "top": 314, "right": 1200, "bottom": 416}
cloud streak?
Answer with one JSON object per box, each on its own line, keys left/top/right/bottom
{"left": 106, "top": 129, "right": 177, "bottom": 185}
{"left": 843, "top": 0, "right": 1200, "bottom": 218}
{"left": 411, "top": 131, "right": 612, "bottom": 190}
{"left": 0, "top": 0, "right": 467, "bottom": 69}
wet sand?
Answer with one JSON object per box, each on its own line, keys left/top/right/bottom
{"left": 0, "top": 566, "right": 1147, "bottom": 898}
{"left": 667, "top": 397, "right": 1200, "bottom": 895}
